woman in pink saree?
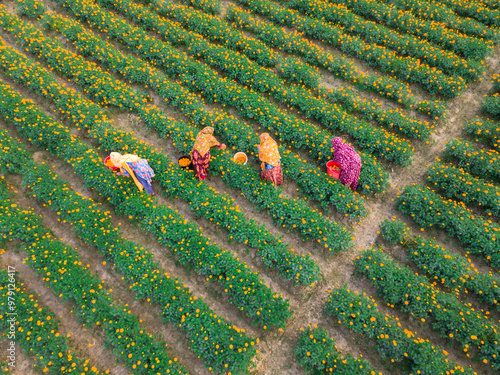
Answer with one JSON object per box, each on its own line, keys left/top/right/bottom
{"left": 331, "top": 137, "right": 361, "bottom": 191}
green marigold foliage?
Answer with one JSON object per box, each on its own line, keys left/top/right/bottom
{"left": 289, "top": 0, "right": 483, "bottom": 82}
{"left": 155, "top": 0, "right": 279, "bottom": 67}
{"left": 0, "top": 270, "right": 103, "bottom": 374}
{"left": 294, "top": 326, "right": 382, "bottom": 374}
{"left": 279, "top": 56, "right": 320, "bottom": 89}
{"left": 328, "top": 87, "right": 432, "bottom": 140}
{"left": 226, "top": 4, "right": 416, "bottom": 107}
{"left": 355, "top": 247, "right": 500, "bottom": 370}
{"left": 465, "top": 117, "right": 500, "bottom": 150}
{"left": 325, "top": 286, "right": 476, "bottom": 375}
{"left": 379, "top": 218, "right": 413, "bottom": 245}
{"left": 0, "top": 182, "right": 189, "bottom": 375}
{"left": 416, "top": 100, "right": 447, "bottom": 120}
{"left": 326, "top": 0, "right": 495, "bottom": 56}
{"left": 482, "top": 94, "right": 500, "bottom": 119}
{"left": 444, "top": 139, "right": 500, "bottom": 183}
{"left": 234, "top": 0, "right": 467, "bottom": 99}
{"left": 16, "top": 0, "right": 45, "bottom": 19}
{"left": 426, "top": 160, "right": 500, "bottom": 217}
{"left": 396, "top": 184, "right": 500, "bottom": 267}
{"left": 388, "top": 0, "right": 499, "bottom": 42}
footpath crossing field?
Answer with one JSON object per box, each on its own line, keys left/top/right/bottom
{"left": 0, "top": 0, "right": 499, "bottom": 373}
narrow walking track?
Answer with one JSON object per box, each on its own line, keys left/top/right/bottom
{"left": 253, "top": 46, "right": 500, "bottom": 374}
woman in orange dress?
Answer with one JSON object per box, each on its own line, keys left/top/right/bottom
{"left": 256, "top": 133, "right": 283, "bottom": 185}
{"left": 191, "top": 127, "right": 226, "bottom": 181}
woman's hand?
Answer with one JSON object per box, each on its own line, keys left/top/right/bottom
{"left": 116, "top": 172, "right": 124, "bottom": 176}
{"left": 218, "top": 143, "right": 226, "bottom": 150}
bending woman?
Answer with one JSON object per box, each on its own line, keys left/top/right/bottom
{"left": 191, "top": 127, "right": 225, "bottom": 181}
{"left": 109, "top": 152, "right": 155, "bottom": 195}
{"left": 256, "top": 133, "right": 283, "bottom": 185}
{"left": 331, "top": 137, "right": 361, "bottom": 191}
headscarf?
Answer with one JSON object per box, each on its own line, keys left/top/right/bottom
{"left": 258, "top": 133, "right": 280, "bottom": 167}
{"left": 192, "top": 127, "right": 219, "bottom": 157}
{"left": 109, "top": 152, "right": 141, "bottom": 167}
{"left": 331, "top": 137, "right": 344, "bottom": 151}
{"left": 109, "top": 152, "right": 144, "bottom": 192}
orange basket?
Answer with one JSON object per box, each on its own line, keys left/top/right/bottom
{"left": 104, "top": 156, "right": 120, "bottom": 172}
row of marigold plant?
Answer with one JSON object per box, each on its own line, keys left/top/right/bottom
{"left": 355, "top": 246, "right": 500, "bottom": 369}
{"left": 40, "top": 9, "right": 366, "bottom": 216}
{"left": 294, "top": 325, "right": 382, "bottom": 374}
{"left": 0, "top": 179, "right": 190, "bottom": 375}
{"left": 226, "top": 4, "right": 416, "bottom": 107}
{"left": 0, "top": 8, "right": 343, "bottom": 271}
{"left": 466, "top": 117, "right": 500, "bottom": 151}
{"left": 84, "top": 0, "right": 414, "bottom": 166}
{"left": 386, "top": 0, "right": 499, "bottom": 41}
{"left": 232, "top": 0, "right": 467, "bottom": 99}
{"left": 174, "top": 0, "right": 221, "bottom": 15}
{"left": 0, "top": 76, "right": 293, "bottom": 330}
{"left": 49, "top": 0, "right": 389, "bottom": 194}
{"left": 396, "top": 183, "right": 500, "bottom": 268}
{"left": 0, "top": 268, "right": 105, "bottom": 374}
{"left": 380, "top": 218, "right": 500, "bottom": 313}
{"left": 328, "top": 87, "right": 432, "bottom": 140}
{"left": 227, "top": 4, "right": 445, "bottom": 121}
{"left": 154, "top": 0, "right": 279, "bottom": 67}
{"left": 289, "top": 0, "right": 482, "bottom": 82}
{"left": 426, "top": 160, "right": 500, "bottom": 217}
{"left": 482, "top": 93, "right": 500, "bottom": 119}
{"left": 436, "top": 0, "right": 500, "bottom": 27}
{"left": 0, "top": 130, "right": 260, "bottom": 374}
{"left": 156, "top": 0, "right": 425, "bottom": 104}
{"left": 324, "top": 0, "right": 495, "bottom": 58}
{"left": 324, "top": 286, "right": 476, "bottom": 375}
{"left": 444, "top": 138, "right": 500, "bottom": 183}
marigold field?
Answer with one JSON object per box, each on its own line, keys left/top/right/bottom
{"left": 0, "top": 0, "right": 499, "bottom": 373}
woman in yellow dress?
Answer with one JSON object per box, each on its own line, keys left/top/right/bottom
{"left": 256, "top": 133, "right": 283, "bottom": 185}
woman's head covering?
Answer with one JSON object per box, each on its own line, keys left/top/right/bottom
{"left": 259, "top": 133, "right": 280, "bottom": 167}
{"left": 331, "top": 137, "right": 344, "bottom": 150}
{"left": 193, "top": 127, "right": 219, "bottom": 157}
{"left": 109, "top": 152, "right": 140, "bottom": 167}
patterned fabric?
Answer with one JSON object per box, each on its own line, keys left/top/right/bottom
{"left": 258, "top": 133, "right": 280, "bottom": 167}
{"left": 331, "top": 137, "right": 361, "bottom": 191}
{"left": 122, "top": 159, "right": 155, "bottom": 185}
{"left": 192, "top": 127, "right": 220, "bottom": 157}
{"left": 260, "top": 163, "right": 283, "bottom": 185}
{"left": 191, "top": 149, "right": 211, "bottom": 181}
{"left": 108, "top": 152, "right": 155, "bottom": 193}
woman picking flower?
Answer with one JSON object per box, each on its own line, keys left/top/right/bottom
{"left": 256, "top": 133, "right": 283, "bottom": 186}
{"left": 331, "top": 137, "right": 361, "bottom": 191}
{"left": 191, "top": 127, "right": 226, "bottom": 181}
{"left": 107, "top": 152, "right": 155, "bottom": 195}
